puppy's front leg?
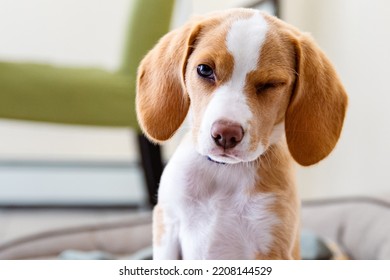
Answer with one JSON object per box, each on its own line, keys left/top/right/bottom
{"left": 153, "top": 204, "right": 181, "bottom": 259}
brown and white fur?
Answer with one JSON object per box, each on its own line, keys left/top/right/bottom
{"left": 136, "top": 9, "right": 348, "bottom": 259}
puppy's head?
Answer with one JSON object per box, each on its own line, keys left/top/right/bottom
{"left": 136, "top": 9, "right": 348, "bottom": 166}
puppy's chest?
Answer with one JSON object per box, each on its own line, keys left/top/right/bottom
{"left": 178, "top": 165, "right": 279, "bottom": 259}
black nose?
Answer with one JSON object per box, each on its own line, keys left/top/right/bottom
{"left": 211, "top": 120, "right": 244, "bottom": 149}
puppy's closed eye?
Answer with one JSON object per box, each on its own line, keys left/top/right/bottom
{"left": 255, "top": 82, "right": 285, "bottom": 94}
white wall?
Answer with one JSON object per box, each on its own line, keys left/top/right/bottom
{"left": 280, "top": 0, "right": 390, "bottom": 199}
{"left": 0, "top": 0, "right": 132, "bottom": 70}
{"left": 192, "top": 0, "right": 261, "bottom": 14}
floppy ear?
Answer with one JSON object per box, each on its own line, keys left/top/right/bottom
{"left": 136, "top": 22, "right": 202, "bottom": 143}
{"left": 285, "top": 34, "right": 348, "bottom": 166}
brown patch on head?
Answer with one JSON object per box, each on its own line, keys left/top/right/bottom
{"left": 153, "top": 205, "right": 165, "bottom": 247}
{"left": 244, "top": 16, "right": 297, "bottom": 154}
{"left": 244, "top": 12, "right": 347, "bottom": 166}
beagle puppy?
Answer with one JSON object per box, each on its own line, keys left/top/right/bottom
{"left": 136, "top": 9, "right": 348, "bottom": 259}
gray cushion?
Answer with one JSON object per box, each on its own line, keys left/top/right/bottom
{"left": 0, "top": 210, "right": 152, "bottom": 259}
{"left": 302, "top": 196, "right": 390, "bottom": 260}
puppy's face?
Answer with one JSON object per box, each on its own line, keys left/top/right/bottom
{"left": 137, "top": 9, "right": 348, "bottom": 166}
{"left": 185, "top": 12, "right": 296, "bottom": 164}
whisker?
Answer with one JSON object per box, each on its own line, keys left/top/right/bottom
{"left": 267, "top": 146, "right": 281, "bottom": 164}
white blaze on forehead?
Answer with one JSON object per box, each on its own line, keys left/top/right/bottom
{"left": 202, "top": 11, "right": 269, "bottom": 123}
{"left": 226, "top": 11, "right": 268, "bottom": 90}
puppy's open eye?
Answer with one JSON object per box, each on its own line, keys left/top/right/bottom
{"left": 197, "top": 64, "right": 215, "bottom": 80}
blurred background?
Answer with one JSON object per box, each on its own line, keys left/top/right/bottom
{"left": 0, "top": 0, "right": 389, "bottom": 260}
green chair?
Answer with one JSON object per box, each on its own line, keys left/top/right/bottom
{"left": 0, "top": 0, "right": 176, "bottom": 207}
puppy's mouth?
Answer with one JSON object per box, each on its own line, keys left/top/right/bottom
{"left": 205, "top": 142, "right": 266, "bottom": 164}
{"left": 207, "top": 152, "right": 243, "bottom": 165}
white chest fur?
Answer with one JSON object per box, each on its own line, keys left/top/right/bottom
{"left": 157, "top": 134, "right": 279, "bottom": 260}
